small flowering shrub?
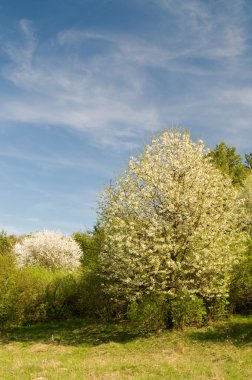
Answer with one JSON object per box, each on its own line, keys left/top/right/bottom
{"left": 14, "top": 231, "right": 82, "bottom": 271}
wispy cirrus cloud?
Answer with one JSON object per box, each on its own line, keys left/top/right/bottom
{"left": 3, "top": 19, "right": 36, "bottom": 67}
{"left": 0, "top": 20, "right": 162, "bottom": 149}
{"left": 0, "top": 0, "right": 251, "bottom": 152}
{"left": 153, "top": 0, "right": 247, "bottom": 58}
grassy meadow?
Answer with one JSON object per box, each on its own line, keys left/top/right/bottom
{"left": 0, "top": 315, "right": 251, "bottom": 380}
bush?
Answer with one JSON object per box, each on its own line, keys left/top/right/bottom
{"left": 0, "top": 254, "right": 17, "bottom": 332}
{"left": 15, "top": 266, "right": 55, "bottom": 324}
{"left": 73, "top": 227, "right": 118, "bottom": 321}
{"left": 167, "top": 291, "right": 207, "bottom": 329}
{"left": 127, "top": 295, "right": 167, "bottom": 334}
{"left": 229, "top": 240, "right": 252, "bottom": 314}
{"left": 1, "top": 263, "right": 83, "bottom": 326}
{"left": 14, "top": 230, "right": 82, "bottom": 270}
{"left": 0, "top": 230, "right": 14, "bottom": 256}
{"left": 45, "top": 272, "right": 80, "bottom": 320}
{"left": 14, "top": 267, "right": 84, "bottom": 324}
{"left": 206, "top": 297, "right": 229, "bottom": 321}
{"left": 77, "top": 271, "right": 121, "bottom": 321}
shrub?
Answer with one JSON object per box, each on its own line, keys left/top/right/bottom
{"left": 229, "top": 240, "right": 252, "bottom": 314}
{"left": 14, "top": 230, "right": 82, "bottom": 270}
{"left": 77, "top": 271, "right": 121, "bottom": 321}
{"left": 45, "top": 272, "right": 80, "bottom": 320}
{"left": 73, "top": 226, "right": 116, "bottom": 320}
{"left": 206, "top": 297, "right": 229, "bottom": 321}
{"left": 127, "top": 295, "right": 167, "bottom": 334}
{"left": 0, "top": 254, "right": 17, "bottom": 332}
{"left": 0, "top": 230, "right": 14, "bottom": 256}
{"left": 14, "top": 267, "right": 83, "bottom": 324}
{"left": 1, "top": 252, "right": 84, "bottom": 327}
{"left": 167, "top": 291, "right": 207, "bottom": 329}
{"left": 15, "top": 266, "right": 55, "bottom": 324}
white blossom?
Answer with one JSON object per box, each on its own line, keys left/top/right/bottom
{"left": 99, "top": 129, "right": 247, "bottom": 302}
{"left": 15, "top": 230, "right": 82, "bottom": 271}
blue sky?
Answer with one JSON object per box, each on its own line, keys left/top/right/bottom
{"left": 0, "top": 0, "right": 252, "bottom": 235}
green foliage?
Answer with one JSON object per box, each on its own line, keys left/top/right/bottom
{"left": 77, "top": 271, "right": 122, "bottom": 321}
{"left": 127, "top": 295, "right": 167, "bottom": 334}
{"left": 15, "top": 266, "right": 55, "bottom": 324}
{"left": 209, "top": 141, "right": 248, "bottom": 186}
{"left": 73, "top": 225, "right": 105, "bottom": 270}
{"left": 168, "top": 291, "right": 207, "bottom": 329}
{"left": 0, "top": 260, "right": 83, "bottom": 327}
{"left": 245, "top": 153, "right": 252, "bottom": 170}
{"left": 73, "top": 225, "right": 117, "bottom": 321}
{"left": 73, "top": 232, "right": 93, "bottom": 267}
{"left": 229, "top": 240, "right": 252, "bottom": 314}
{"left": 1, "top": 226, "right": 113, "bottom": 327}
{"left": 15, "top": 267, "right": 83, "bottom": 324}
{"left": 0, "top": 254, "right": 17, "bottom": 332}
{"left": 0, "top": 231, "right": 25, "bottom": 330}
{"left": 45, "top": 272, "right": 80, "bottom": 320}
{"left": 0, "top": 230, "right": 14, "bottom": 256}
{"left": 206, "top": 298, "right": 229, "bottom": 321}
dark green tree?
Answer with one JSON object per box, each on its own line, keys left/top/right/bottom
{"left": 72, "top": 223, "right": 105, "bottom": 270}
{"left": 209, "top": 142, "right": 248, "bottom": 186}
{"left": 245, "top": 153, "right": 252, "bottom": 170}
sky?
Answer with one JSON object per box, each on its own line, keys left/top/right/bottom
{"left": 0, "top": 0, "right": 252, "bottom": 235}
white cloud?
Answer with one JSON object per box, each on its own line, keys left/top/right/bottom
{"left": 0, "top": 1, "right": 251, "bottom": 153}
{"left": 1, "top": 21, "right": 164, "bottom": 149}
{"left": 220, "top": 88, "right": 252, "bottom": 108}
{"left": 3, "top": 19, "right": 36, "bottom": 68}
{"left": 151, "top": 0, "right": 246, "bottom": 59}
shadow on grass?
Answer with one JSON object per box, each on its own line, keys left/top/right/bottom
{"left": 188, "top": 316, "right": 252, "bottom": 347}
{"left": 2, "top": 315, "right": 251, "bottom": 348}
{"left": 0, "top": 319, "right": 139, "bottom": 347}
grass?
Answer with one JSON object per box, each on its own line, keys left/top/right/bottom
{"left": 0, "top": 315, "right": 251, "bottom": 380}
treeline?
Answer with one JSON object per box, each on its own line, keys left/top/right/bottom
{"left": 0, "top": 132, "right": 251, "bottom": 334}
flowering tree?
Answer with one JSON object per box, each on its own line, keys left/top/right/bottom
{"left": 15, "top": 231, "right": 82, "bottom": 271}
{"left": 99, "top": 130, "right": 247, "bottom": 303}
